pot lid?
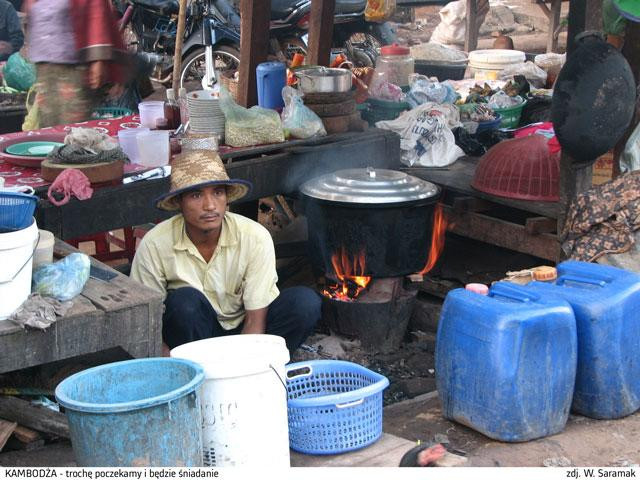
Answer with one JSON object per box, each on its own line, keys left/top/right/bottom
{"left": 300, "top": 167, "right": 440, "bottom": 204}
{"left": 381, "top": 43, "right": 410, "bottom": 56}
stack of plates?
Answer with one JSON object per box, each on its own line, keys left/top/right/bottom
{"left": 187, "top": 90, "right": 225, "bottom": 137}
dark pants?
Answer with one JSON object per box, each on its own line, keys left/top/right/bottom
{"left": 163, "top": 286, "right": 320, "bottom": 353}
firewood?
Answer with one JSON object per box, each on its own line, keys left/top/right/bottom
{"left": 0, "top": 419, "right": 17, "bottom": 451}
{"left": 12, "top": 425, "right": 41, "bottom": 444}
{"left": 0, "top": 396, "right": 69, "bottom": 438}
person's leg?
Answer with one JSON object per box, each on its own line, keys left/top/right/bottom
{"left": 265, "top": 286, "right": 321, "bottom": 353}
{"left": 163, "top": 287, "right": 228, "bottom": 349}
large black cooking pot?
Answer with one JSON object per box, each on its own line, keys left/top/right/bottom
{"left": 551, "top": 32, "right": 636, "bottom": 165}
{"left": 300, "top": 168, "right": 440, "bottom": 278}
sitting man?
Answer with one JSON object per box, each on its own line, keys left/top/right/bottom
{"left": 0, "top": 0, "right": 23, "bottom": 61}
{"left": 131, "top": 149, "right": 320, "bottom": 355}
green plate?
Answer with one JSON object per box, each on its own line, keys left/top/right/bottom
{"left": 5, "top": 141, "right": 65, "bottom": 157}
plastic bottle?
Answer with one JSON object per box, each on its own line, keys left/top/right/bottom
{"left": 163, "top": 88, "right": 181, "bottom": 130}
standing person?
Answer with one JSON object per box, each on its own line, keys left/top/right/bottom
{"left": 0, "top": 0, "right": 23, "bottom": 61}
{"left": 24, "top": 0, "right": 126, "bottom": 127}
{"left": 130, "top": 150, "right": 321, "bottom": 355}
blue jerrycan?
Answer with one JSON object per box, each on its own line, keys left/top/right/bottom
{"left": 436, "top": 281, "right": 577, "bottom": 442}
{"left": 528, "top": 260, "right": 640, "bottom": 419}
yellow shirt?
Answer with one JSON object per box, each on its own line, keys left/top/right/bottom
{"left": 130, "top": 212, "right": 280, "bottom": 329}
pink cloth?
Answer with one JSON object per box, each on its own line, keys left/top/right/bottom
{"left": 513, "top": 121, "right": 561, "bottom": 155}
{"left": 47, "top": 169, "right": 93, "bottom": 206}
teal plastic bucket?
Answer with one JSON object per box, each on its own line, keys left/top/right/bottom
{"left": 55, "top": 358, "right": 205, "bottom": 467}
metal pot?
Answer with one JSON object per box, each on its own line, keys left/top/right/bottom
{"left": 300, "top": 167, "right": 440, "bottom": 278}
{"left": 295, "top": 66, "right": 352, "bottom": 93}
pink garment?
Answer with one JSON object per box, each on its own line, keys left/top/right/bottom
{"left": 47, "top": 169, "right": 93, "bottom": 206}
{"left": 513, "top": 121, "right": 562, "bottom": 155}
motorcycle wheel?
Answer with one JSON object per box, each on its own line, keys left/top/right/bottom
{"left": 180, "top": 45, "right": 241, "bottom": 91}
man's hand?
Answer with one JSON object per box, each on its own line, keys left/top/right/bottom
{"left": 88, "top": 61, "right": 108, "bottom": 89}
{"left": 0, "top": 41, "right": 13, "bottom": 55}
{"left": 242, "top": 308, "right": 267, "bottom": 335}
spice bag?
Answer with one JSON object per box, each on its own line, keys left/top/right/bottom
{"left": 219, "top": 86, "right": 285, "bottom": 147}
{"left": 281, "top": 86, "right": 326, "bottom": 139}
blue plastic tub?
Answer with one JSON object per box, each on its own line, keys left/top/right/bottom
{"left": 436, "top": 282, "right": 577, "bottom": 442}
{"left": 55, "top": 358, "right": 205, "bottom": 467}
{"left": 286, "top": 360, "right": 389, "bottom": 455}
{"left": 527, "top": 261, "right": 640, "bottom": 419}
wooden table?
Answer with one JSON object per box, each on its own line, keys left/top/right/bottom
{"left": 0, "top": 240, "right": 164, "bottom": 375}
{"left": 34, "top": 129, "right": 402, "bottom": 241}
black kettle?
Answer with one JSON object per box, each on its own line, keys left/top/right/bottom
{"left": 551, "top": 32, "right": 636, "bottom": 166}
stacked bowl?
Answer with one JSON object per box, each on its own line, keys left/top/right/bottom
{"left": 186, "top": 90, "right": 225, "bottom": 139}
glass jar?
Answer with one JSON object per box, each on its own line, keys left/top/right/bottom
{"left": 375, "top": 44, "right": 414, "bottom": 89}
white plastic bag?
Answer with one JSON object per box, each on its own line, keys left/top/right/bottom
{"left": 281, "top": 87, "right": 326, "bottom": 139}
{"left": 499, "top": 61, "right": 547, "bottom": 88}
{"left": 620, "top": 122, "right": 640, "bottom": 173}
{"left": 375, "top": 103, "right": 464, "bottom": 167}
{"left": 430, "top": 0, "right": 489, "bottom": 45}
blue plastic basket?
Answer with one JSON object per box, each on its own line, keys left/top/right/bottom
{"left": 286, "top": 360, "right": 389, "bottom": 455}
{"left": 0, "top": 192, "right": 38, "bottom": 233}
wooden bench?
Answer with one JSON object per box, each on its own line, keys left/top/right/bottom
{"left": 0, "top": 240, "right": 164, "bottom": 375}
{"left": 532, "top": 0, "right": 569, "bottom": 52}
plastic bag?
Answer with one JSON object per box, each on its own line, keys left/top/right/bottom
{"left": 487, "top": 91, "right": 523, "bottom": 109}
{"left": 365, "top": 0, "right": 396, "bottom": 22}
{"left": 620, "top": 122, "right": 640, "bottom": 173}
{"left": 369, "top": 73, "right": 405, "bottom": 102}
{"left": 281, "top": 87, "right": 326, "bottom": 139}
{"left": 499, "top": 62, "right": 547, "bottom": 89}
{"left": 406, "top": 75, "right": 458, "bottom": 107}
{"left": 375, "top": 102, "right": 464, "bottom": 167}
{"left": 430, "top": 0, "right": 489, "bottom": 45}
{"left": 21, "top": 86, "right": 39, "bottom": 131}
{"left": 32, "top": 253, "right": 91, "bottom": 302}
{"left": 3, "top": 53, "right": 36, "bottom": 92}
{"left": 219, "top": 86, "right": 285, "bottom": 147}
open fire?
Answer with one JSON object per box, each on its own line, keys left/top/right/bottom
{"left": 419, "top": 203, "right": 448, "bottom": 275}
{"left": 323, "top": 247, "right": 371, "bottom": 302}
{"left": 323, "top": 204, "right": 449, "bottom": 302}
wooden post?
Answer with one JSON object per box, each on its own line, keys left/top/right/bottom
{"left": 307, "top": 0, "right": 335, "bottom": 67}
{"left": 547, "top": 0, "right": 562, "bottom": 52}
{"left": 557, "top": 0, "right": 595, "bottom": 241}
{"left": 464, "top": 0, "right": 479, "bottom": 52}
{"left": 237, "top": 0, "right": 271, "bottom": 107}
{"left": 171, "top": 0, "right": 188, "bottom": 92}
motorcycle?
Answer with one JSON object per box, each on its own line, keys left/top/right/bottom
{"left": 114, "top": 0, "right": 396, "bottom": 89}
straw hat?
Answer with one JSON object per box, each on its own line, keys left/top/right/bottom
{"left": 155, "top": 150, "right": 251, "bottom": 211}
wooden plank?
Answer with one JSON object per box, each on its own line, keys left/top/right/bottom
{"left": 290, "top": 433, "right": 415, "bottom": 467}
{"left": 0, "top": 396, "right": 69, "bottom": 438}
{"left": 404, "top": 160, "right": 560, "bottom": 219}
{"left": 443, "top": 205, "right": 561, "bottom": 261}
{"left": 237, "top": 0, "right": 271, "bottom": 107}
{"left": 547, "top": 0, "right": 562, "bottom": 52}
{"left": 535, "top": 0, "right": 552, "bottom": 21}
{"left": 12, "top": 425, "right": 41, "bottom": 444}
{"left": 452, "top": 197, "right": 492, "bottom": 213}
{"left": 525, "top": 216, "right": 557, "bottom": 235}
{"left": 0, "top": 420, "right": 17, "bottom": 451}
{"left": 171, "top": 0, "right": 188, "bottom": 93}
{"left": 464, "top": 0, "right": 479, "bottom": 52}
{"left": 307, "top": 0, "right": 335, "bottom": 67}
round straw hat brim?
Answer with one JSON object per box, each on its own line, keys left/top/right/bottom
{"left": 155, "top": 179, "right": 252, "bottom": 211}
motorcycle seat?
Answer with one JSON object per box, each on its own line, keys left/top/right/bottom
{"left": 131, "top": 0, "right": 179, "bottom": 16}
{"left": 335, "top": 0, "right": 367, "bottom": 15}
{"left": 270, "top": 0, "right": 306, "bottom": 21}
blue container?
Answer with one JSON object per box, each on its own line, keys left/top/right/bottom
{"left": 527, "top": 261, "right": 640, "bottom": 419}
{"left": 55, "top": 358, "right": 205, "bottom": 467}
{"left": 286, "top": 360, "right": 389, "bottom": 455}
{"left": 436, "top": 282, "right": 577, "bottom": 442}
{"left": 256, "top": 62, "right": 286, "bottom": 110}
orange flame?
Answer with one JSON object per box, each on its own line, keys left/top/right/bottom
{"left": 419, "top": 203, "right": 448, "bottom": 275}
{"left": 323, "top": 247, "right": 372, "bottom": 301}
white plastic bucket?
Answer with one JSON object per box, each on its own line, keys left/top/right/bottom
{"left": 468, "top": 49, "right": 526, "bottom": 81}
{"left": 0, "top": 218, "right": 38, "bottom": 320}
{"left": 138, "top": 101, "right": 165, "bottom": 129}
{"left": 118, "top": 127, "right": 150, "bottom": 164}
{"left": 171, "top": 334, "right": 290, "bottom": 467}
{"left": 136, "top": 130, "right": 170, "bottom": 168}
